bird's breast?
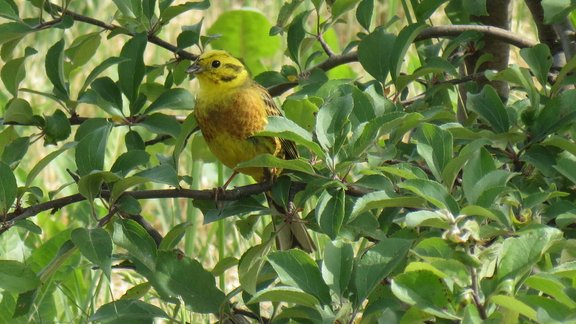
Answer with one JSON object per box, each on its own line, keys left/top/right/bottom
{"left": 195, "top": 89, "right": 268, "bottom": 141}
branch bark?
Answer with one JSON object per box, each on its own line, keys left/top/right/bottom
{"left": 4, "top": 182, "right": 273, "bottom": 224}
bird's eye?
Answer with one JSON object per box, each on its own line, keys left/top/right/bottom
{"left": 211, "top": 60, "right": 221, "bottom": 68}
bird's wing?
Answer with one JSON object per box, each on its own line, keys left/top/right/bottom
{"left": 258, "top": 84, "right": 299, "bottom": 160}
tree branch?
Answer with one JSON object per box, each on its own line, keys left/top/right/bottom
{"left": 269, "top": 24, "right": 537, "bottom": 97}
{"left": 416, "top": 24, "right": 536, "bottom": 49}
{"left": 4, "top": 182, "right": 274, "bottom": 225}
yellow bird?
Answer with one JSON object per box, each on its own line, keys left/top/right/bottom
{"left": 187, "top": 50, "right": 315, "bottom": 252}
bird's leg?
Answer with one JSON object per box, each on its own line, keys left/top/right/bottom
{"left": 213, "top": 170, "right": 239, "bottom": 202}
{"left": 221, "top": 170, "right": 239, "bottom": 191}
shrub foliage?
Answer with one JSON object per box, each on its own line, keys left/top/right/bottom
{"left": 1, "top": 0, "right": 576, "bottom": 322}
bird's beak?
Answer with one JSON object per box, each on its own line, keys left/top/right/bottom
{"left": 186, "top": 61, "right": 202, "bottom": 74}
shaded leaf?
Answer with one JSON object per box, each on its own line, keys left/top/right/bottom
{"left": 0, "top": 260, "right": 40, "bottom": 293}
{"left": 268, "top": 250, "right": 331, "bottom": 305}
{"left": 150, "top": 250, "right": 225, "bottom": 313}
{"left": 467, "top": 85, "right": 510, "bottom": 133}
{"left": 89, "top": 299, "right": 169, "bottom": 322}
{"left": 71, "top": 228, "right": 112, "bottom": 278}
{"left": 0, "top": 162, "right": 18, "bottom": 215}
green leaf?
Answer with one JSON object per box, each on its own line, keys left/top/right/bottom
{"left": 415, "top": 123, "right": 453, "bottom": 182}
{"left": 89, "top": 299, "right": 169, "bottom": 322}
{"left": 248, "top": 286, "right": 319, "bottom": 308}
{"left": 466, "top": 85, "right": 510, "bottom": 133}
{"left": 462, "top": 148, "right": 515, "bottom": 206}
{"left": 520, "top": 44, "right": 552, "bottom": 88}
{"left": 268, "top": 250, "right": 331, "bottom": 305}
{"left": 0, "top": 22, "right": 32, "bottom": 45}
{"left": 116, "top": 195, "right": 142, "bottom": 215}
{"left": 208, "top": 9, "right": 281, "bottom": 74}
{"left": 358, "top": 26, "right": 396, "bottom": 82}
{"left": 543, "top": 135, "right": 576, "bottom": 157}
{"left": 211, "top": 256, "right": 238, "bottom": 277}
{"left": 172, "top": 113, "right": 197, "bottom": 169}
{"left": 79, "top": 57, "right": 129, "bottom": 95}
{"left": 390, "top": 23, "right": 427, "bottom": 82}
{"left": 287, "top": 10, "right": 311, "bottom": 65}
{"left": 541, "top": 0, "right": 576, "bottom": 23}
{"left": 65, "top": 32, "right": 101, "bottom": 69}
{"left": 399, "top": 179, "right": 460, "bottom": 215}
{"left": 1, "top": 48, "right": 35, "bottom": 97}
{"left": 316, "top": 189, "right": 346, "bottom": 239}
{"left": 77, "top": 171, "right": 120, "bottom": 202}
{"left": 0, "top": 0, "right": 19, "bottom": 20}
{"left": 112, "top": 219, "right": 158, "bottom": 272}
{"left": 322, "top": 240, "right": 354, "bottom": 297}
{"left": 75, "top": 119, "right": 113, "bottom": 176}
{"left": 356, "top": 0, "right": 373, "bottom": 31}
{"left": 160, "top": 0, "right": 210, "bottom": 22}
{"left": 415, "top": 0, "right": 448, "bottom": 20}
{"left": 159, "top": 222, "right": 193, "bottom": 251}
{"left": 236, "top": 154, "right": 315, "bottom": 175}
{"left": 139, "top": 113, "right": 181, "bottom": 138}
{"left": 490, "top": 295, "right": 537, "bottom": 321}
{"left": 525, "top": 274, "right": 576, "bottom": 307}
{"left": 177, "top": 18, "right": 204, "bottom": 49}
{"left": 497, "top": 226, "right": 562, "bottom": 284}
{"left": 150, "top": 250, "right": 225, "bottom": 314}
{"left": 412, "top": 237, "right": 454, "bottom": 261}
{"left": 144, "top": 88, "right": 195, "bottom": 114}
{"left": 0, "top": 260, "right": 40, "bottom": 293}
{"left": 110, "top": 150, "right": 150, "bottom": 177}
{"left": 315, "top": 94, "right": 354, "bottom": 152}
{"left": 391, "top": 270, "right": 459, "bottom": 320}
{"left": 531, "top": 90, "right": 576, "bottom": 141}
{"left": 488, "top": 65, "right": 539, "bottom": 108}
{"left": 441, "top": 138, "right": 489, "bottom": 191}
{"left": 45, "top": 39, "right": 68, "bottom": 98}
{"left": 351, "top": 238, "right": 412, "bottom": 306}
{"left": 351, "top": 190, "right": 425, "bottom": 219}
{"left": 118, "top": 33, "right": 147, "bottom": 104}
{"left": 405, "top": 210, "right": 450, "bottom": 229}
{"left": 1, "top": 136, "right": 28, "bottom": 167}
{"left": 134, "top": 164, "right": 179, "bottom": 187}
{"left": 555, "top": 155, "right": 576, "bottom": 184}
{"left": 4, "top": 98, "right": 33, "bottom": 124}
{"left": 71, "top": 228, "right": 113, "bottom": 279}
{"left": 238, "top": 242, "right": 273, "bottom": 295}
{"left": 113, "top": 0, "right": 142, "bottom": 18}
{"left": 330, "top": 0, "right": 361, "bottom": 18}
{"left": 125, "top": 130, "right": 145, "bottom": 151}
{"left": 90, "top": 77, "right": 124, "bottom": 116}
{"left": 44, "top": 109, "right": 71, "bottom": 144}
{"left": 200, "top": 196, "right": 267, "bottom": 224}
{"left": 282, "top": 98, "right": 318, "bottom": 132}
{"left": 110, "top": 176, "right": 151, "bottom": 204}
{"left": 259, "top": 116, "right": 324, "bottom": 158}
{"left": 273, "top": 0, "right": 304, "bottom": 32}
{"left": 0, "top": 162, "right": 18, "bottom": 215}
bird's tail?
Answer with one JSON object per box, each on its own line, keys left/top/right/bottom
{"left": 266, "top": 193, "right": 315, "bottom": 253}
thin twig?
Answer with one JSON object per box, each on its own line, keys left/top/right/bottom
{"left": 317, "top": 34, "right": 336, "bottom": 57}
{"left": 45, "top": 2, "right": 197, "bottom": 61}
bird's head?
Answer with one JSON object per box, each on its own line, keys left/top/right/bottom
{"left": 187, "top": 50, "right": 249, "bottom": 91}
